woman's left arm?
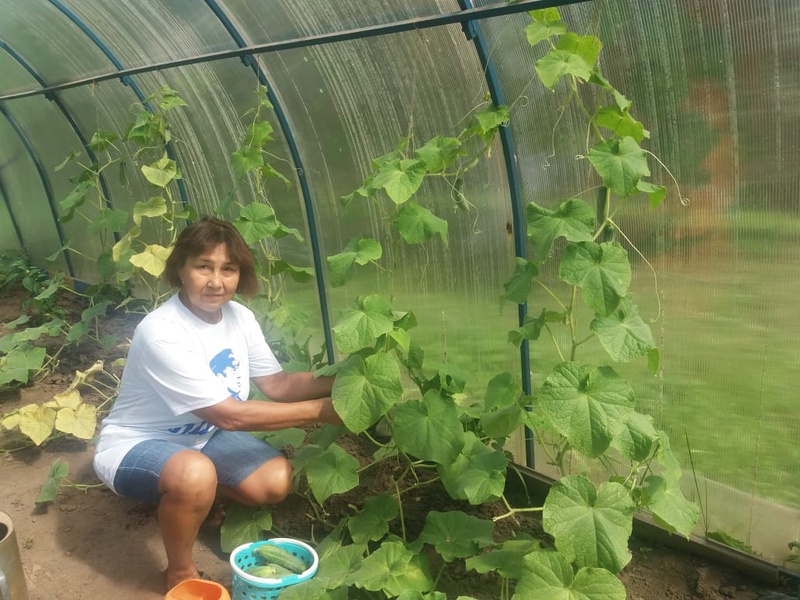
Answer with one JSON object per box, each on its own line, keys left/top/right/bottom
{"left": 253, "top": 371, "right": 334, "bottom": 402}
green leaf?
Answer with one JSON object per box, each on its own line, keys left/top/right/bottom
{"left": 54, "top": 150, "right": 81, "bottom": 172}
{"left": 332, "top": 353, "right": 403, "bottom": 433}
{"left": 508, "top": 310, "right": 550, "bottom": 346}
{"left": 261, "top": 163, "right": 292, "bottom": 189}
{"left": 502, "top": 257, "right": 538, "bottom": 304}
{"left": 394, "top": 202, "right": 448, "bottom": 247}
{"left": 537, "top": 362, "right": 635, "bottom": 457}
{"left": 556, "top": 33, "right": 602, "bottom": 69}
{"left": 327, "top": 237, "right": 382, "bottom": 287}
{"left": 141, "top": 155, "right": 179, "bottom": 188}
{"left": 348, "top": 495, "right": 399, "bottom": 544}
{"left": 525, "top": 8, "right": 567, "bottom": 46}
{"left": 89, "top": 208, "right": 129, "bottom": 235}
{"left": 559, "top": 241, "right": 631, "bottom": 317}
{"left": 415, "top": 136, "right": 463, "bottom": 172}
{"left": 514, "top": 550, "right": 627, "bottom": 600}
{"left": 438, "top": 432, "right": 507, "bottom": 505}
{"left": 234, "top": 202, "right": 303, "bottom": 244}
{"left": 59, "top": 180, "right": 94, "bottom": 222}
{"left": 543, "top": 476, "right": 634, "bottom": 572}
{"left": 472, "top": 105, "right": 510, "bottom": 143}
{"left": 466, "top": 538, "right": 540, "bottom": 580}
{"left": 595, "top": 105, "right": 649, "bottom": 143}
{"left": 87, "top": 130, "right": 119, "bottom": 152}
{"left": 372, "top": 159, "right": 427, "bottom": 205}
{"left": 231, "top": 147, "right": 264, "bottom": 179}
{"left": 416, "top": 511, "right": 495, "bottom": 562}
{"left": 611, "top": 411, "right": 658, "bottom": 462}
{"left": 478, "top": 372, "right": 525, "bottom": 439}
{"left": 244, "top": 120, "right": 274, "bottom": 148}
{"left": 641, "top": 475, "right": 699, "bottom": 538}
{"left": 535, "top": 48, "right": 593, "bottom": 89}
{"left": 296, "top": 443, "right": 360, "bottom": 504}
{"left": 591, "top": 295, "right": 656, "bottom": 362}
{"left": 526, "top": 200, "right": 594, "bottom": 263}
{"left": 636, "top": 180, "right": 667, "bottom": 208}
{"left": 0, "top": 345, "right": 47, "bottom": 386}
{"left": 349, "top": 540, "right": 433, "bottom": 596}
{"left": 220, "top": 504, "right": 273, "bottom": 553}
{"left": 589, "top": 70, "right": 632, "bottom": 111}
{"left": 36, "top": 460, "right": 69, "bottom": 504}
{"left": 587, "top": 137, "right": 650, "bottom": 197}
{"left": 392, "top": 390, "right": 465, "bottom": 464}
{"left": 332, "top": 294, "right": 394, "bottom": 355}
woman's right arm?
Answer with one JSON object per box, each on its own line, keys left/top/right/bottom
{"left": 192, "top": 396, "right": 343, "bottom": 432}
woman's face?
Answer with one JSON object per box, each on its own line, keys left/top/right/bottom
{"left": 177, "top": 242, "right": 240, "bottom": 323}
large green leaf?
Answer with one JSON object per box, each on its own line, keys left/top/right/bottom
{"left": 296, "top": 443, "right": 360, "bottom": 504}
{"left": 234, "top": 202, "right": 302, "bottom": 244}
{"left": 437, "top": 432, "right": 507, "bottom": 504}
{"left": 332, "top": 353, "right": 402, "bottom": 433}
{"left": 591, "top": 295, "right": 655, "bottom": 362}
{"left": 502, "top": 257, "right": 538, "bottom": 304}
{"left": 415, "top": 136, "right": 463, "bottom": 172}
{"left": 525, "top": 8, "right": 567, "bottom": 47}
{"left": 36, "top": 460, "right": 69, "bottom": 504}
{"left": 526, "top": 200, "right": 594, "bottom": 264}
{"left": 349, "top": 539, "right": 433, "bottom": 596}
{"left": 416, "top": 511, "right": 495, "bottom": 562}
{"left": 478, "top": 372, "right": 525, "bottom": 439}
{"left": 535, "top": 47, "right": 593, "bottom": 89}
{"left": 392, "top": 390, "right": 465, "bottom": 464}
{"left": 543, "top": 476, "right": 634, "bottom": 572}
{"left": 231, "top": 146, "right": 264, "bottom": 179}
{"left": 327, "top": 236, "right": 383, "bottom": 287}
{"left": 244, "top": 120, "right": 274, "bottom": 147}
{"left": 513, "top": 550, "right": 627, "bottom": 600}
{"left": 372, "top": 158, "right": 427, "bottom": 205}
{"left": 332, "top": 294, "right": 395, "bottom": 354}
{"left": 594, "top": 106, "right": 649, "bottom": 143}
{"left": 348, "top": 495, "right": 399, "bottom": 544}
{"left": 465, "top": 538, "right": 540, "bottom": 580}
{"left": 587, "top": 137, "right": 649, "bottom": 197}
{"left": 641, "top": 475, "right": 699, "bottom": 538}
{"left": 610, "top": 411, "right": 658, "bottom": 462}
{"left": 556, "top": 33, "right": 602, "bottom": 69}
{"left": 220, "top": 504, "right": 273, "bottom": 553}
{"left": 559, "top": 242, "right": 630, "bottom": 317}
{"left": 537, "top": 362, "right": 634, "bottom": 457}
{"left": 394, "top": 202, "right": 448, "bottom": 247}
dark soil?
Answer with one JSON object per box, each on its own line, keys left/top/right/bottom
{"left": 1, "top": 286, "right": 798, "bottom": 599}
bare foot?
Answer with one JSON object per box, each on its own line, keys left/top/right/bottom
{"left": 165, "top": 567, "right": 202, "bottom": 591}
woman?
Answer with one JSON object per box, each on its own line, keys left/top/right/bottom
{"left": 93, "top": 217, "right": 342, "bottom": 590}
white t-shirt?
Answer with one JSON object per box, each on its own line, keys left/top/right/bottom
{"left": 93, "top": 294, "right": 282, "bottom": 492}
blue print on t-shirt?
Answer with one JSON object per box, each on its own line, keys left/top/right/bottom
{"left": 209, "top": 348, "right": 242, "bottom": 400}
{"left": 167, "top": 421, "right": 213, "bottom": 435}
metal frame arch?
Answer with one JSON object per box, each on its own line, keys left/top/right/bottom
{"left": 48, "top": 0, "right": 190, "bottom": 211}
{"left": 0, "top": 40, "right": 119, "bottom": 242}
{"left": 203, "top": 0, "right": 335, "bottom": 364}
{"left": 0, "top": 103, "right": 75, "bottom": 276}
{"left": 0, "top": 174, "right": 25, "bottom": 249}
{"left": 457, "top": 0, "right": 533, "bottom": 464}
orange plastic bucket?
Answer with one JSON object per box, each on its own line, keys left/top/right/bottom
{"left": 165, "top": 578, "right": 231, "bottom": 600}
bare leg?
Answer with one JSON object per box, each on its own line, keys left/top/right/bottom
{"left": 158, "top": 449, "right": 217, "bottom": 590}
{"left": 218, "top": 455, "right": 293, "bottom": 506}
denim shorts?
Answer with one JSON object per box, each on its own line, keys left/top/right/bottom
{"left": 113, "top": 429, "right": 283, "bottom": 504}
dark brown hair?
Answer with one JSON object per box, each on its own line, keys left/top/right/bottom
{"left": 163, "top": 217, "right": 259, "bottom": 297}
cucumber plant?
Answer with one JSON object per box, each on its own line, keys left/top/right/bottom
{"left": 221, "top": 8, "right": 699, "bottom": 600}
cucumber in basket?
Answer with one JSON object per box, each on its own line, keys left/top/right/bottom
{"left": 255, "top": 543, "right": 308, "bottom": 574}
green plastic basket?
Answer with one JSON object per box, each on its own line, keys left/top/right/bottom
{"left": 229, "top": 538, "right": 318, "bottom": 600}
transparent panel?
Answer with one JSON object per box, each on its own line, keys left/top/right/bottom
{"left": 0, "top": 120, "right": 67, "bottom": 272}
{"left": 0, "top": 0, "right": 112, "bottom": 94}
{"left": 478, "top": 0, "right": 800, "bottom": 566}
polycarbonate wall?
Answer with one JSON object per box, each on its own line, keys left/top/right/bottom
{"left": 1, "top": 0, "right": 799, "bottom": 569}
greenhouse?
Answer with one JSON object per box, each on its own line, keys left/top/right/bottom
{"left": 0, "top": 0, "right": 798, "bottom": 598}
